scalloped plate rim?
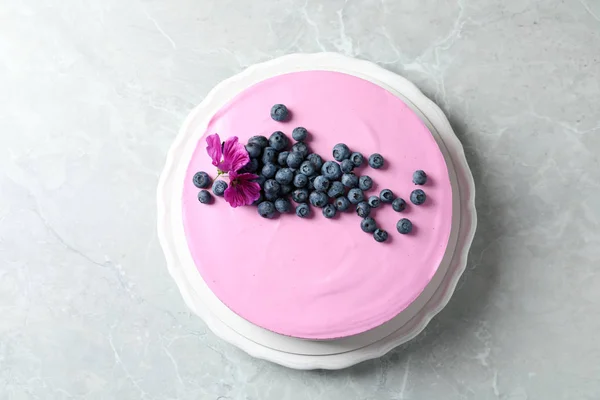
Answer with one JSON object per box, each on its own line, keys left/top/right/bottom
{"left": 157, "top": 53, "right": 477, "bottom": 370}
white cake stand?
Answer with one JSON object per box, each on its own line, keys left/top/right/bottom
{"left": 157, "top": 53, "right": 477, "bottom": 370}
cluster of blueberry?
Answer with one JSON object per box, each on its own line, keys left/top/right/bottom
{"left": 192, "top": 104, "right": 429, "bottom": 243}
{"left": 194, "top": 172, "right": 213, "bottom": 204}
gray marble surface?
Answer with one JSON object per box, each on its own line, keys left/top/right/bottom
{"left": 1, "top": 0, "right": 599, "bottom": 398}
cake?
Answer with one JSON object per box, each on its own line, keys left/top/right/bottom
{"left": 181, "top": 69, "right": 457, "bottom": 340}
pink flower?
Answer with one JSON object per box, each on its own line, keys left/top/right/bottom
{"left": 205, "top": 133, "right": 258, "bottom": 207}
{"left": 206, "top": 133, "right": 249, "bottom": 174}
{"left": 224, "top": 172, "right": 261, "bottom": 208}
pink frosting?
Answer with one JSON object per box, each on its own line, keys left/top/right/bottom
{"left": 182, "top": 71, "right": 452, "bottom": 339}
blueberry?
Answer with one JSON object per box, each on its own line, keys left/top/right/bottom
{"left": 335, "top": 196, "right": 351, "bottom": 211}
{"left": 413, "top": 170, "right": 427, "bottom": 185}
{"left": 332, "top": 143, "right": 351, "bottom": 161}
{"left": 292, "top": 127, "right": 308, "bottom": 141}
{"left": 350, "top": 152, "right": 364, "bottom": 167}
{"left": 392, "top": 197, "right": 407, "bottom": 212}
{"left": 198, "top": 189, "right": 212, "bottom": 204}
{"left": 262, "top": 147, "right": 278, "bottom": 164}
{"left": 264, "top": 191, "right": 279, "bottom": 201}
{"left": 313, "top": 175, "right": 330, "bottom": 192}
{"left": 241, "top": 158, "right": 259, "bottom": 173}
{"left": 275, "top": 198, "right": 292, "bottom": 213}
{"left": 356, "top": 202, "right": 371, "bottom": 218}
{"left": 347, "top": 188, "right": 364, "bottom": 204}
{"left": 367, "top": 196, "right": 381, "bottom": 208}
{"left": 280, "top": 184, "right": 293, "bottom": 196}
{"left": 193, "top": 171, "right": 211, "bottom": 188}
{"left": 296, "top": 203, "right": 310, "bottom": 218}
{"left": 410, "top": 189, "right": 426, "bottom": 205}
{"left": 322, "top": 204, "right": 337, "bottom": 219}
{"left": 341, "top": 173, "right": 359, "bottom": 188}
{"left": 321, "top": 161, "right": 342, "bottom": 180}
{"left": 258, "top": 201, "right": 276, "bottom": 218}
{"left": 270, "top": 104, "right": 289, "bottom": 122}
{"left": 307, "top": 153, "right": 323, "bottom": 170}
{"left": 292, "top": 188, "right": 309, "bottom": 203}
{"left": 261, "top": 162, "right": 278, "bottom": 178}
{"left": 286, "top": 151, "right": 304, "bottom": 169}
{"left": 309, "top": 191, "right": 328, "bottom": 208}
{"left": 327, "top": 181, "right": 345, "bottom": 198}
{"left": 291, "top": 142, "right": 309, "bottom": 158}
{"left": 340, "top": 159, "right": 354, "bottom": 173}
{"left": 269, "top": 131, "right": 289, "bottom": 151}
{"left": 373, "top": 228, "right": 388, "bottom": 242}
{"left": 254, "top": 175, "right": 266, "bottom": 187}
{"left": 358, "top": 175, "right": 373, "bottom": 191}
{"left": 275, "top": 168, "right": 294, "bottom": 185}
{"left": 293, "top": 173, "right": 308, "bottom": 188}
{"left": 245, "top": 142, "right": 262, "bottom": 158}
{"left": 212, "top": 180, "right": 227, "bottom": 196}
{"left": 397, "top": 218, "right": 413, "bottom": 234}
{"left": 380, "top": 189, "right": 394, "bottom": 203}
{"left": 248, "top": 135, "right": 269, "bottom": 148}
{"left": 306, "top": 175, "right": 316, "bottom": 191}
{"left": 299, "top": 160, "right": 316, "bottom": 176}
{"left": 277, "top": 151, "right": 290, "bottom": 167}
{"left": 368, "top": 153, "right": 384, "bottom": 169}
{"left": 361, "top": 217, "right": 377, "bottom": 233}
{"left": 264, "top": 179, "right": 281, "bottom": 194}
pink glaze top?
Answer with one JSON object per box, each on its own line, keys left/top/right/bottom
{"left": 182, "top": 71, "right": 453, "bottom": 339}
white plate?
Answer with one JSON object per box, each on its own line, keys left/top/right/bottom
{"left": 157, "top": 53, "right": 477, "bottom": 370}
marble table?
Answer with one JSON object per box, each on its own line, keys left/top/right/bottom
{"left": 1, "top": 0, "right": 599, "bottom": 399}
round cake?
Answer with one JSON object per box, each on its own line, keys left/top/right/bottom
{"left": 182, "top": 70, "right": 455, "bottom": 340}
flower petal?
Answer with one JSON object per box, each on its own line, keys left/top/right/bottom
{"left": 206, "top": 133, "right": 222, "bottom": 167}
{"left": 224, "top": 172, "right": 261, "bottom": 208}
{"left": 231, "top": 172, "right": 259, "bottom": 182}
{"left": 221, "top": 136, "right": 250, "bottom": 173}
